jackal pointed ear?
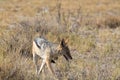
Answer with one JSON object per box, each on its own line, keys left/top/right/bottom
{"left": 60, "top": 39, "right": 65, "bottom": 47}
{"left": 65, "top": 38, "right": 69, "bottom": 44}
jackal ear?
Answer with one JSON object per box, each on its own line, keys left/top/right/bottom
{"left": 60, "top": 39, "right": 66, "bottom": 47}
{"left": 65, "top": 39, "right": 69, "bottom": 44}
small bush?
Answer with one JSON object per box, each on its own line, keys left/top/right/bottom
{"left": 96, "top": 15, "right": 120, "bottom": 29}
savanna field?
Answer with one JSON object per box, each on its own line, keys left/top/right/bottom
{"left": 0, "top": 0, "right": 120, "bottom": 80}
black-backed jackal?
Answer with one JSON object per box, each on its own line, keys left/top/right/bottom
{"left": 32, "top": 36, "right": 72, "bottom": 77}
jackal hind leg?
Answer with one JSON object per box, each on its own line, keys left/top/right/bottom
{"left": 33, "top": 53, "right": 39, "bottom": 74}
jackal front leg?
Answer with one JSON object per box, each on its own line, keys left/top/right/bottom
{"left": 38, "top": 59, "right": 46, "bottom": 75}
{"left": 46, "top": 58, "right": 55, "bottom": 76}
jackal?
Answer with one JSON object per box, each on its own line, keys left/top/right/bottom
{"left": 32, "top": 36, "right": 72, "bottom": 77}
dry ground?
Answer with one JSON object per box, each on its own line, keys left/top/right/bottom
{"left": 0, "top": 0, "right": 120, "bottom": 80}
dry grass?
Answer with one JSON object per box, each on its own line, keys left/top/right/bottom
{"left": 0, "top": 0, "right": 120, "bottom": 80}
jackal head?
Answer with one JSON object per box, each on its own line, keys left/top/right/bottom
{"left": 57, "top": 39, "right": 72, "bottom": 61}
